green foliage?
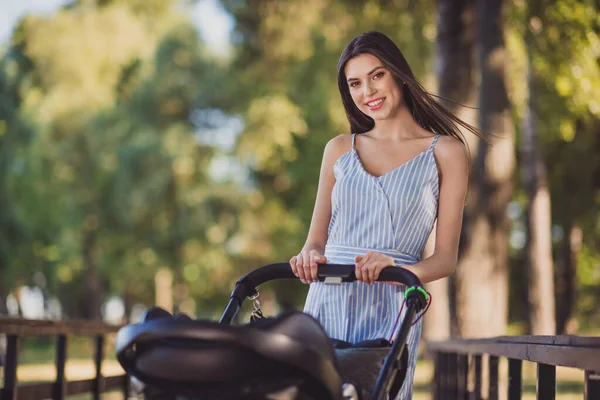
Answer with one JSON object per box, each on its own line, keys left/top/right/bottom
{"left": 506, "top": 0, "right": 600, "bottom": 326}
{"left": 0, "top": 0, "right": 243, "bottom": 318}
{"left": 577, "top": 243, "right": 600, "bottom": 328}
{"left": 1, "top": 0, "right": 599, "bottom": 328}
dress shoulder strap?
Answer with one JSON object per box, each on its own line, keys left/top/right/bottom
{"left": 428, "top": 134, "right": 440, "bottom": 151}
{"left": 351, "top": 133, "right": 356, "bottom": 150}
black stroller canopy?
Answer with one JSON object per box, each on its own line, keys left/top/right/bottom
{"left": 117, "top": 311, "right": 344, "bottom": 399}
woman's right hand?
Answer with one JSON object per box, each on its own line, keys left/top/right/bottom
{"left": 290, "top": 249, "right": 328, "bottom": 284}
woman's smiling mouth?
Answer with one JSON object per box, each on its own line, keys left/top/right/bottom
{"left": 366, "top": 97, "right": 385, "bottom": 111}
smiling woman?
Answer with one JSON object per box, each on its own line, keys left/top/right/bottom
{"left": 289, "top": 31, "right": 485, "bottom": 399}
{"left": 347, "top": 63, "right": 395, "bottom": 114}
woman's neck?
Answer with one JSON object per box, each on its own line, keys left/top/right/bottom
{"left": 368, "top": 105, "right": 425, "bottom": 141}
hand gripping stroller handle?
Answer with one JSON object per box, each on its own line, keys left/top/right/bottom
{"left": 237, "top": 262, "right": 422, "bottom": 288}
{"left": 316, "top": 263, "right": 422, "bottom": 287}
{"left": 221, "top": 263, "right": 426, "bottom": 324}
{"left": 229, "top": 263, "right": 423, "bottom": 304}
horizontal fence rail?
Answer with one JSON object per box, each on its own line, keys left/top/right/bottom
{"left": 427, "top": 335, "right": 600, "bottom": 400}
{"left": 0, "top": 317, "right": 128, "bottom": 400}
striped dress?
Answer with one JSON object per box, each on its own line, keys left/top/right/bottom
{"left": 303, "top": 133, "right": 440, "bottom": 400}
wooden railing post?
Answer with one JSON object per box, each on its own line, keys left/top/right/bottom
{"left": 508, "top": 358, "right": 522, "bottom": 400}
{"left": 474, "top": 354, "right": 482, "bottom": 400}
{"left": 3, "top": 335, "right": 20, "bottom": 400}
{"left": 537, "top": 363, "right": 556, "bottom": 400}
{"left": 122, "top": 374, "right": 131, "bottom": 399}
{"left": 449, "top": 353, "right": 458, "bottom": 398}
{"left": 93, "top": 335, "right": 105, "bottom": 400}
{"left": 457, "top": 354, "right": 468, "bottom": 399}
{"left": 433, "top": 351, "right": 442, "bottom": 400}
{"left": 585, "top": 370, "right": 600, "bottom": 400}
{"left": 437, "top": 352, "right": 446, "bottom": 399}
{"left": 488, "top": 355, "right": 499, "bottom": 400}
{"left": 442, "top": 352, "right": 449, "bottom": 400}
{"left": 53, "top": 334, "right": 68, "bottom": 400}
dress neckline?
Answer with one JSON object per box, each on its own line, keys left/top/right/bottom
{"left": 351, "top": 134, "right": 439, "bottom": 179}
{"left": 351, "top": 147, "right": 431, "bottom": 179}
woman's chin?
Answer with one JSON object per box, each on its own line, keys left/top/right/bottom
{"left": 371, "top": 111, "right": 391, "bottom": 121}
{"left": 370, "top": 106, "right": 405, "bottom": 122}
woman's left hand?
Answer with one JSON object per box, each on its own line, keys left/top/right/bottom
{"left": 354, "top": 251, "right": 396, "bottom": 284}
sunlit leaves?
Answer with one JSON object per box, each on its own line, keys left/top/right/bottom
{"left": 259, "top": 0, "right": 326, "bottom": 62}
{"left": 237, "top": 95, "right": 307, "bottom": 173}
{"left": 20, "top": 7, "right": 156, "bottom": 116}
{"left": 0, "top": 0, "right": 244, "bottom": 317}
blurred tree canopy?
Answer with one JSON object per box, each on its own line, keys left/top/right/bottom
{"left": 1, "top": 0, "right": 244, "bottom": 319}
{"left": 0, "top": 0, "right": 599, "bottom": 334}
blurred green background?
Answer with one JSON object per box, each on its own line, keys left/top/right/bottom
{"left": 0, "top": 0, "right": 599, "bottom": 345}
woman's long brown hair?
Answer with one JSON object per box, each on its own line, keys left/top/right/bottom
{"left": 337, "top": 31, "right": 483, "bottom": 145}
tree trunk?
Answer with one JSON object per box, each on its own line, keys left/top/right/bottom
{"left": 122, "top": 285, "right": 135, "bottom": 324}
{"left": 155, "top": 268, "right": 174, "bottom": 313}
{"left": 436, "top": 0, "right": 476, "bottom": 106}
{"left": 166, "top": 176, "right": 188, "bottom": 314}
{"left": 455, "top": 0, "right": 514, "bottom": 338}
{"left": 83, "top": 230, "right": 103, "bottom": 320}
{"left": 557, "top": 222, "right": 581, "bottom": 334}
{"left": 0, "top": 262, "right": 8, "bottom": 315}
{"left": 435, "top": 0, "right": 477, "bottom": 337}
{"left": 522, "top": 27, "right": 556, "bottom": 334}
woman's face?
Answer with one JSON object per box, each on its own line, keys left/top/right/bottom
{"left": 344, "top": 53, "right": 404, "bottom": 121}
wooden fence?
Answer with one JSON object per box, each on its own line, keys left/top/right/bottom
{"left": 0, "top": 317, "right": 128, "bottom": 400}
{"left": 428, "top": 335, "right": 600, "bottom": 400}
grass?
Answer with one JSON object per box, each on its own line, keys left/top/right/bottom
{"left": 15, "top": 335, "right": 119, "bottom": 365}
{"left": 65, "top": 392, "right": 129, "bottom": 400}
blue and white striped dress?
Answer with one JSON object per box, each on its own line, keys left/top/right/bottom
{"left": 304, "top": 133, "right": 440, "bottom": 399}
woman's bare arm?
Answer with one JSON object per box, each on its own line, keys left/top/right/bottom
{"left": 290, "top": 134, "right": 352, "bottom": 283}
{"left": 402, "top": 134, "right": 469, "bottom": 283}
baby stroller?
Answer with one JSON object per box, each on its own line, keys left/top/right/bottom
{"left": 115, "top": 263, "right": 429, "bottom": 400}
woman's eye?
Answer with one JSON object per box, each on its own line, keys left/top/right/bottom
{"left": 350, "top": 82, "right": 359, "bottom": 88}
{"left": 374, "top": 72, "right": 384, "bottom": 79}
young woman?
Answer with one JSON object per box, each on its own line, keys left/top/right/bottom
{"left": 289, "top": 31, "right": 479, "bottom": 398}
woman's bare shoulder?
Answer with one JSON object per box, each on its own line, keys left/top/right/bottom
{"left": 434, "top": 134, "right": 468, "bottom": 164}
{"left": 432, "top": 135, "right": 469, "bottom": 183}
{"left": 324, "top": 133, "right": 353, "bottom": 160}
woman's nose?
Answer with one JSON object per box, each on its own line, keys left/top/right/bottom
{"left": 364, "top": 82, "right": 376, "bottom": 97}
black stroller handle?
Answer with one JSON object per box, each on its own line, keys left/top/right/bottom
{"left": 220, "top": 263, "right": 425, "bottom": 325}
{"left": 240, "top": 262, "right": 423, "bottom": 288}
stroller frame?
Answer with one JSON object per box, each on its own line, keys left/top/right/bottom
{"left": 219, "top": 263, "right": 428, "bottom": 400}
{"left": 117, "top": 263, "right": 428, "bottom": 400}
